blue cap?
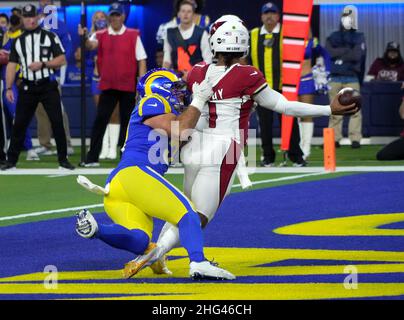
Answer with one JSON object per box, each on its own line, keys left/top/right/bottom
{"left": 109, "top": 2, "right": 124, "bottom": 15}
{"left": 262, "top": 2, "right": 279, "bottom": 14}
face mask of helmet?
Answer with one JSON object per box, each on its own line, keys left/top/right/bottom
{"left": 167, "top": 81, "right": 190, "bottom": 112}
{"left": 95, "top": 19, "right": 107, "bottom": 31}
{"left": 10, "top": 14, "right": 21, "bottom": 27}
{"left": 341, "top": 16, "right": 353, "bottom": 30}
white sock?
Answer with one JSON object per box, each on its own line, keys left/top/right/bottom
{"left": 107, "top": 124, "right": 120, "bottom": 160}
{"left": 300, "top": 122, "right": 314, "bottom": 160}
{"left": 156, "top": 222, "right": 181, "bottom": 257}
{"left": 99, "top": 126, "right": 110, "bottom": 159}
{"left": 236, "top": 153, "right": 252, "bottom": 189}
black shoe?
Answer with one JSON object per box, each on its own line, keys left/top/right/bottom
{"left": 0, "top": 161, "right": 16, "bottom": 171}
{"left": 351, "top": 141, "right": 361, "bottom": 149}
{"left": 59, "top": 160, "right": 75, "bottom": 170}
{"left": 261, "top": 158, "right": 275, "bottom": 167}
{"left": 78, "top": 161, "right": 100, "bottom": 168}
{"left": 293, "top": 160, "right": 308, "bottom": 167}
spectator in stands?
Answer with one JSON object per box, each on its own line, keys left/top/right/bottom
{"left": 0, "top": 14, "right": 8, "bottom": 31}
{"left": 367, "top": 41, "right": 404, "bottom": 82}
{"left": 11, "top": 7, "right": 22, "bottom": 18}
{"left": 78, "top": 2, "right": 147, "bottom": 167}
{"left": 246, "top": 2, "right": 306, "bottom": 167}
{"left": 65, "top": 47, "right": 91, "bottom": 84}
{"left": 156, "top": 0, "right": 210, "bottom": 46}
{"left": 326, "top": 5, "right": 366, "bottom": 149}
{"left": 35, "top": 0, "right": 74, "bottom": 156}
{"left": 163, "top": 0, "right": 212, "bottom": 79}
{"left": 376, "top": 96, "right": 404, "bottom": 161}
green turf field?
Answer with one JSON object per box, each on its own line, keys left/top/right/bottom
{"left": 0, "top": 145, "right": 402, "bottom": 228}
{"left": 10, "top": 144, "right": 404, "bottom": 168}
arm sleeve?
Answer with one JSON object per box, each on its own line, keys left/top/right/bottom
{"left": 339, "top": 42, "right": 363, "bottom": 62}
{"left": 50, "top": 33, "right": 66, "bottom": 57}
{"left": 135, "top": 36, "right": 148, "bottom": 61}
{"left": 8, "top": 38, "right": 19, "bottom": 63}
{"left": 325, "top": 37, "right": 349, "bottom": 59}
{"left": 163, "top": 33, "right": 172, "bottom": 65}
{"left": 367, "top": 60, "right": 378, "bottom": 76}
{"left": 254, "top": 86, "right": 331, "bottom": 117}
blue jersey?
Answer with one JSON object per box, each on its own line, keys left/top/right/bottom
{"left": 106, "top": 95, "right": 179, "bottom": 184}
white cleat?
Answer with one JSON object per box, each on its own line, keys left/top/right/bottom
{"left": 26, "top": 149, "right": 40, "bottom": 161}
{"left": 75, "top": 209, "right": 98, "bottom": 239}
{"left": 190, "top": 261, "right": 236, "bottom": 281}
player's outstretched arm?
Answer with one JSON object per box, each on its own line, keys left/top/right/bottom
{"left": 254, "top": 86, "right": 358, "bottom": 117}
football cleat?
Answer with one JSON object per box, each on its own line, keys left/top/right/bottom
{"left": 149, "top": 254, "right": 172, "bottom": 275}
{"left": 75, "top": 209, "right": 98, "bottom": 239}
{"left": 190, "top": 260, "right": 236, "bottom": 281}
{"left": 123, "top": 242, "right": 161, "bottom": 279}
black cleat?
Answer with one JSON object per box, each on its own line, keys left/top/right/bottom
{"left": 351, "top": 141, "right": 361, "bottom": 149}
{"left": 0, "top": 161, "right": 16, "bottom": 171}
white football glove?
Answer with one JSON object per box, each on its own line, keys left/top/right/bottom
{"left": 191, "top": 78, "right": 213, "bottom": 112}
{"left": 77, "top": 175, "right": 109, "bottom": 196}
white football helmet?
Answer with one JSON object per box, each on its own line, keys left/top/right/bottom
{"left": 209, "top": 15, "right": 249, "bottom": 57}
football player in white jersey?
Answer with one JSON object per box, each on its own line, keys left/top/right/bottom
{"left": 129, "top": 15, "right": 359, "bottom": 276}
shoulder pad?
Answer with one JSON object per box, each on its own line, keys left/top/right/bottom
{"left": 138, "top": 95, "right": 172, "bottom": 118}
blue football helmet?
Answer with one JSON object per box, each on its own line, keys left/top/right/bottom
{"left": 137, "top": 68, "right": 190, "bottom": 112}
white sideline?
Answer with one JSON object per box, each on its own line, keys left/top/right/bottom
{"left": 1, "top": 172, "right": 328, "bottom": 222}
{"left": 0, "top": 204, "right": 104, "bottom": 222}
{"left": 232, "top": 172, "right": 329, "bottom": 188}
{"left": 0, "top": 166, "right": 403, "bottom": 176}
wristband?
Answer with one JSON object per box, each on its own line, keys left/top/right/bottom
{"left": 190, "top": 97, "right": 206, "bottom": 112}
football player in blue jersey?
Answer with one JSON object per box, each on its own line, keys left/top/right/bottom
{"left": 75, "top": 68, "right": 235, "bottom": 281}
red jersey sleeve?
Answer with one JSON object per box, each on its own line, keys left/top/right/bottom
{"left": 240, "top": 66, "right": 268, "bottom": 96}
{"left": 187, "top": 62, "right": 209, "bottom": 92}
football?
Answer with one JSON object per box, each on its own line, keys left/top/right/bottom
{"left": 338, "top": 87, "right": 362, "bottom": 112}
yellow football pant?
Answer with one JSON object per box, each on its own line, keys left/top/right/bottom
{"left": 103, "top": 166, "right": 195, "bottom": 239}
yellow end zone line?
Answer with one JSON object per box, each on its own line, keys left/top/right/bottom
{"left": 0, "top": 172, "right": 329, "bottom": 222}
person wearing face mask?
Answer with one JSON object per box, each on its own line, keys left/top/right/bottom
{"left": 325, "top": 5, "right": 366, "bottom": 149}
{"left": 367, "top": 42, "right": 404, "bottom": 82}
{"left": 34, "top": 0, "right": 74, "bottom": 157}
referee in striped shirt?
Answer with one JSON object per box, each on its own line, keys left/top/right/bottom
{"left": 1, "top": 4, "right": 74, "bottom": 170}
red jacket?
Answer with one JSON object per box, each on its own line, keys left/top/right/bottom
{"left": 96, "top": 28, "right": 139, "bottom": 92}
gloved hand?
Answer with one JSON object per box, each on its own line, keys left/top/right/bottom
{"left": 191, "top": 78, "right": 213, "bottom": 112}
